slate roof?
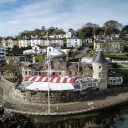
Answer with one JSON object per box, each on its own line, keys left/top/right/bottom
{"left": 67, "top": 37, "right": 80, "bottom": 39}
{"left": 95, "top": 40, "right": 105, "bottom": 43}
{"left": 93, "top": 50, "right": 107, "bottom": 63}
{"left": 108, "top": 73, "right": 123, "bottom": 77}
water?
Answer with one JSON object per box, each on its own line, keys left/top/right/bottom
{"left": 110, "top": 114, "right": 128, "bottom": 128}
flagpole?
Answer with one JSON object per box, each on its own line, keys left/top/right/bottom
{"left": 47, "top": 30, "right": 50, "bottom": 113}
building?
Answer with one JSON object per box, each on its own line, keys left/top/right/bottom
{"left": 23, "top": 45, "right": 46, "bottom": 55}
{"left": 0, "top": 47, "right": 6, "bottom": 61}
{"left": 67, "top": 37, "right": 82, "bottom": 47}
{"left": 92, "top": 50, "right": 108, "bottom": 89}
{"left": 44, "top": 38, "right": 64, "bottom": 47}
{"left": 1, "top": 38, "right": 19, "bottom": 49}
{"left": 31, "top": 38, "right": 46, "bottom": 47}
{"left": 19, "top": 39, "right": 31, "bottom": 48}
{"left": 19, "top": 50, "right": 123, "bottom": 89}
{"left": 49, "top": 34, "right": 66, "bottom": 38}
{"left": 94, "top": 35, "right": 125, "bottom": 53}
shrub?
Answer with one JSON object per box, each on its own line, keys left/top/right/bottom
{"left": 77, "top": 46, "right": 82, "bottom": 51}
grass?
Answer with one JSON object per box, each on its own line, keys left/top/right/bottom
{"left": 5, "top": 78, "right": 16, "bottom": 83}
{"left": 112, "top": 68, "right": 128, "bottom": 84}
{"left": 29, "top": 55, "right": 43, "bottom": 62}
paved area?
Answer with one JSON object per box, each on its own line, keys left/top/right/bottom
{"left": 0, "top": 81, "right": 128, "bottom": 115}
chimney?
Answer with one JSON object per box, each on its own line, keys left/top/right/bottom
{"left": 78, "top": 59, "right": 81, "bottom": 72}
{"left": 33, "top": 56, "right": 35, "bottom": 63}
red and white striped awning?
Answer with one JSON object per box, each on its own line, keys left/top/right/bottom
{"left": 25, "top": 76, "right": 75, "bottom": 83}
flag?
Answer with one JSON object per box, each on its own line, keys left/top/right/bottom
{"left": 43, "top": 32, "right": 48, "bottom": 37}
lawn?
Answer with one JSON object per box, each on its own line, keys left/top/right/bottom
{"left": 112, "top": 68, "right": 128, "bottom": 84}
{"left": 29, "top": 55, "right": 43, "bottom": 62}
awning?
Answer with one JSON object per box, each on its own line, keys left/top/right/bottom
{"left": 26, "top": 82, "right": 74, "bottom": 91}
{"left": 25, "top": 76, "right": 75, "bottom": 83}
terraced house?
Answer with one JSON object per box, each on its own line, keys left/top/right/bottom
{"left": 94, "top": 35, "right": 125, "bottom": 53}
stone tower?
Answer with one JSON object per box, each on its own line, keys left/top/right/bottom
{"left": 92, "top": 50, "right": 108, "bottom": 89}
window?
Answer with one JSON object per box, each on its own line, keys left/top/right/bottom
{"left": 81, "top": 72, "right": 83, "bottom": 77}
{"left": 59, "top": 66, "right": 61, "bottom": 69}
{"left": 25, "top": 71, "right": 27, "bottom": 75}
{"left": 84, "top": 67, "right": 86, "bottom": 70}
{"left": 69, "top": 71, "right": 71, "bottom": 75}
{"left": 99, "top": 66, "right": 102, "bottom": 69}
{"left": 87, "top": 72, "right": 89, "bottom": 76}
{"left": 99, "top": 72, "right": 101, "bottom": 77}
{"left": 41, "top": 66, "right": 43, "bottom": 69}
{"left": 52, "top": 66, "right": 55, "bottom": 69}
{"left": 75, "top": 72, "right": 77, "bottom": 76}
{"left": 49, "top": 48, "right": 51, "bottom": 52}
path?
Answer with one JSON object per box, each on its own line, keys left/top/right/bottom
{"left": 0, "top": 81, "right": 128, "bottom": 115}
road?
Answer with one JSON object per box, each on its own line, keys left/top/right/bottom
{"left": 74, "top": 44, "right": 90, "bottom": 59}
{"left": 1, "top": 81, "right": 128, "bottom": 115}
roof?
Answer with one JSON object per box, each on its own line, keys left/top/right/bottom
{"left": 26, "top": 82, "right": 74, "bottom": 91}
{"left": 93, "top": 50, "right": 107, "bottom": 63}
{"left": 67, "top": 37, "right": 80, "bottom": 39}
{"left": 108, "top": 73, "right": 123, "bottom": 77}
{"left": 95, "top": 40, "right": 105, "bottom": 44}
{"left": 25, "top": 76, "right": 75, "bottom": 83}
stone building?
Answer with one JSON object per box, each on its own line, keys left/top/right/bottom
{"left": 92, "top": 51, "right": 108, "bottom": 89}
{"left": 94, "top": 35, "right": 125, "bottom": 53}
{"left": 18, "top": 50, "right": 123, "bottom": 88}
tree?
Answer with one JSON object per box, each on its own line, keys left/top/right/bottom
{"left": 51, "top": 29, "right": 66, "bottom": 35}
{"left": 93, "top": 27, "right": 104, "bottom": 35}
{"left": 78, "top": 27, "right": 93, "bottom": 38}
{"left": 83, "top": 22, "right": 99, "bottom": 28}
{"left": 34, "top": 28, "right": 41, "bottom": 35}
{"left": 103, "top": 20, "right": 122, "bottom": 34}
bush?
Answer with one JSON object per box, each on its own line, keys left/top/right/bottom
{"left": 112, "top": 63, "right": 119, "bottom": 68}
{"left": 77, "top": 46, "right": 82, "bottom": 51}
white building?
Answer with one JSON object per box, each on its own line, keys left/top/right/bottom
{"left": 0, "top": 47, "right": 6, "bottom": 61}
{"left": 45, "top": 38, "right": 64, "bottom": 47}
{"left": 23, "top": 45, "right": 46, "bottom": 55}
{"left": 49, "top": 34, "right": 66, "bottom": 38}
{"left": 19, "top": 39, "right": 31, "bottom": 48}
{"left": 67, "top": 37, "right": 82, "bottom": 47}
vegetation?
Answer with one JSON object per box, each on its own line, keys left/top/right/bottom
{"left": 0, "top": 60, "right": 6, "bottom": 67}
{"left": 103, "top": 20, "right": 122, "bottom": 34}
{"left": 29, "top": 55, "right": 43, "bottom": 62}
{"left": 0, "top": 89, "right": 2, "bottom": 101}
{"left": 77, "top": 46, "right": 82, "bottom": 51}
{"left": 112, "top": 68, "right": 128, "bottom": 84}
{"left": 5, "top": 78, "right": 17, "bottom": 83}
{"left": 103, "top": 51, "right": 128, "bottom": 60}
{"left": 51, "top": 29, "right": 65, "bottom": 35}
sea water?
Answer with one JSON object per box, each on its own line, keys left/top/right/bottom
{"left": 110, "top": 114, "right": 128, "bottom": 128}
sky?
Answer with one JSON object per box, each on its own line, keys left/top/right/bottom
{"left": 0, "top": 0, "right": 128, "bottom": 37}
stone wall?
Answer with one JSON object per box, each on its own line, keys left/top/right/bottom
{"left": 13, "top": 86, "right": 128, "bottom": 104}
{"left": 112, "top": 59, "right": 128, "bottom": 68}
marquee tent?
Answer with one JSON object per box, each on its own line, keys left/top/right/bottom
{"left": 24, "top": 76, "right": 76, "bottom": 91}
